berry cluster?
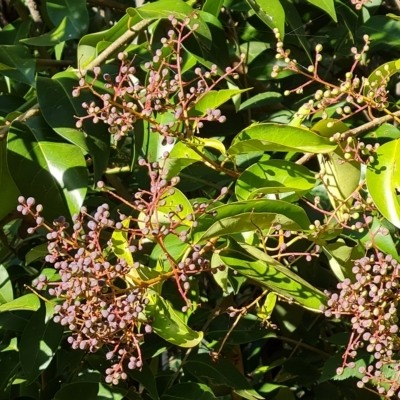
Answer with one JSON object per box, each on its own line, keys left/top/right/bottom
{"left": 271, "top": 29, "right": 392, "bottom": 124}
{"left": 16, "top": 153, "right": 230, "bottom": 383}
{"left": 73, "top": 14, "right": 244, "bottom": 142}
{"left": 324, "top": 249, "right": 400, "bottom": 397}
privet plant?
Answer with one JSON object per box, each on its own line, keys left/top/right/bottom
{"left": 3, "top": 0, "right": 400, "bottom": 399}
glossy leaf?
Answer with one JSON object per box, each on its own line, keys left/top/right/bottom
{"left": 203, "top": 0, "right": 224, "bottom": 16}
{"left": 146, "top": 291, "right": 203, "bottom": 347}
{"left": 7, "top": 116, "right": 88, "bottom": 220}
{"left": 0, "top": 138, "right": 19, "bottom": 221}
{"left": 127, "top": 362, "right": 160, "bottom": 400}
{"left": 20, "top": 304, "right": 64, "bottom": 384}
{"left": 127, "top": 0, "right": 212, "bottom": 57}
{"left": 162, "top": 382, "right": 217, "bottom": 400}
{"left": 246, "top": 0, "right": 285, "bottom": 36}
{"left": 207, "top": 314, "right": 276, "bottom": 344}
{"left": 184, "top": 353, "right": 264, "bottom": 400}
{"left": 188, "top": 89, "right": 250, "bottom": 118}
{"left": 0, "top": 294, "right": 40, "bottom": 313}
{"left": 193, "top": 199, "right": 311, "bottom": 242}
{"left": 308, "top": 0, "right": 337, "bottom": 22}
{"left": 0, "top": 264, "right": 12, "bottom": 304}
{"left": 22, "top": 17, "right": 83, "bottom": 46}
{"left": 37, "top": 73, "right": 110, "bottom": 182}
{"left": 54, "top": 382, "right": 127, "bottom": 400}
{"left": 0, "top": 351, "right": 20, "bottom": 393}
{"left": 219, "top": 239, "right": 327, "bottom": 310}
{"left": 363, "top": 59, "right": 400, "bottom": 98}
{"left": 357, "top": 16, "right": 400, "bottom": 50}
{"left": 313, "top": 119, "right": 361, "bottom": 218}
{"left": 238, "top": 92, "right": 283, "bottom": 111}
{"left": 366, "top": 139, "right": 400, "bottom": 228}
{"left": 257, "top": 292, "right": 277, "bottom": 321}
{"left": 0, "top": 44, "right": 35, "bottom": 86}
{"left": 46, "top": 0, "right": 89, "bottom": 36}
{"left": 25, "top": 243, "right": 48, "bottom": 265}
{"left": 111, "top": 219, "right": 134, "bottom": 267}
{"left": 235, "top": 159, "right": 316, "bottom": 200}
{"left": 228, "top": 123, "right": 336, "bottom": 155}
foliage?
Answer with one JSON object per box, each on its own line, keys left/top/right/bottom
{"left": 3, "top": 0, "right": 400, "bottom": 399}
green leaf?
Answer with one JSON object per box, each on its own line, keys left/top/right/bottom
{"left": 21, "top": 17, "right": 82, "bottom": 46}
{"left": 193, "top": 199, "right": 311, "bottom": 242}
{"left": 235, "top": 159, "right": 316, "bottom": 200}
{"left": 246, "top": 0, "right": 285, "bottom": 36}
{"left": 211, "top": 253, "right": 228, "bottom": 293}
{"left": 127, "top": 362, "right": 159, "bottom": 400}
{"left": 127, "top": 0, "right": 212, "bottom": 57}
{"left": 219, "top": 239, "right": 327, "bottom": 310}
{"left": 363, "top": 59, "right": 400, "bottom": 98}
{"left": 54, "top": 382, "right": 128, "bottom": 400}
{"left": 0, "top": 351, "right": 20, "bottom": 393}
{"left": 257, "top": 292, "right": 277, "bottom": 321}
{"left": 0, "top": 294, "right": 40, "bottom": 313}
{"left": 0, "top": 264, "right": 12, "bottom": 304}
{"left": 7, "top": 116, "right": 88, "bottom": 220}
{"left": 25, "top": 243, "right": 49, "bottom": 265}
{"left": 313, "top": 120, "right": 361, "bottom": 218}
{"left": 188, "top": 89, "right": 250, "bottom": 118}
{"left": 162, "top": 382, "right": 217, "bottom": 400}
{"left": 0, "top": 19, "right": 31, "bottom": 45}
{"left": 162, "top": 141, "right": 203, "bottom": 178}
{"left": 203, "top": 0, "right": 224, "bottom": 17}
{"left": 46, "top": 0, "right": 89, "bottom": 35}
{"left": 357, "top": 16, "right": 400, "bottom": 50}
{"left": 111, "top": 219, "right": 133, "bottom": 266}
{"left": 0, "top": 45, "right": 35, "bottom": 86}
{"left": 322, "top": 240, "right": 362, "bottom": 281}
{"left": 207, "top": 314, "right": 276, "bottom": 344}
{"left": 20, "top": 304, "right": 64, "bottom": 384}
{"left": 146, "top": 291, "right": 203, "bottom": 347}
{"left": 37, "top": 73, "right": 110, "bottom": 182}
{"left": 308, "top": 0, "right": 337, "bottom": 22}
{"left": 0, "top": 138, "right": 19, "bottom": 221}
{"left": 184, "top": 353, "right": 264, "bottom": 400}
{"left": 366, "top": 139, "right": 400, "bottom": 228}
{"left": 238, "top": 92, "right": 283, "bottom": 111}
{"left": 228, "top": 123, "right": 336, "bottom": 155}
{"left": 0, "top": 311, "right": 31, "bottom": 331}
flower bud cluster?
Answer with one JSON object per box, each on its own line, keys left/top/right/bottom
{"left": 73, "top": 14, "right": 244, "bottom": 142}
{"left": 324, "top": 251, "right": 400, "bottom": 397}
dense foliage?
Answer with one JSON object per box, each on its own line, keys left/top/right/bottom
{"left": 4, "top": 0, "right": 400, "bottom": 399}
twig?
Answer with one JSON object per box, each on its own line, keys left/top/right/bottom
{"left": 341, "top": 109, "right": 400, "bottom": 139}
{"left": 82, "top": 19, "right": 152, "bottom": 75}
{"left": 0, "top": 105, "right": 40, "bottom": 141}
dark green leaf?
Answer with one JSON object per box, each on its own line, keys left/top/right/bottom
{"left": 46, "top": 0, "right": 89, "bottom": 35}
{"left": 0, "top": 138, "right": 19, "bottom": 221}
{"left": 127, "top": 362, "right": 159, "bottom": 400}
{"left": 219, "top": 239, "right": 327, "bottom": 310}
{"left": 246, "top": 0, "right": 285, "bottom": 36}
{"left": 37, "top": 73, "right": 110, "bottom": 182}
{"left": 184, "top": 353, "right": 264, "bottom": 400}
{"left": 238, "top": 92, "right": 282, "bottom": 111}
{"left": 54, "top": 382, "right": 127, "bottom": 400}
{"left": 20, "top": 304, "right": 64, "bottom": 384}
{"left": 308, "top": 0, "right": 337, "bottom": 22}
{"left": 357, "top": 16, "right": 400, "bottom": 50}
{"left": 0, "top": 264, "right": 13, "bottom": 304}
{"left": 228, "top": 123, "right": 336, "bottom": 155}
{"left": 203, "top": 0, "right": 224, "bottom": 16}
{"left": 7, "top": 115, "right": 88, "bottom": 220}
{"left": 0, "top": 44, "right": 35, "bottom": 86}
{"left": 194, "top": 199, "right": 311, "bottom": 242}
{"left": 0, "top": 294, "right": 40, "bottom": 312}
{"left": 162, "top": 382, "right": 217, "bottom": 400}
